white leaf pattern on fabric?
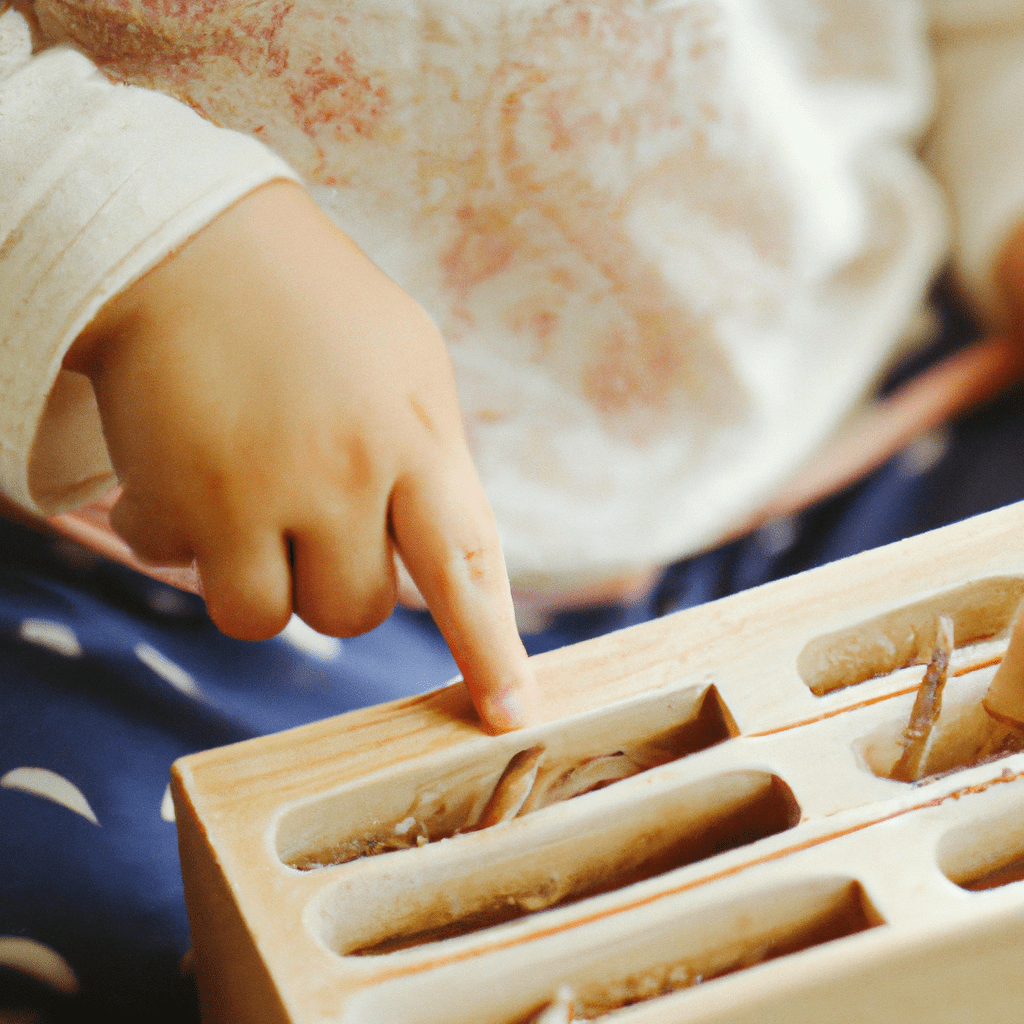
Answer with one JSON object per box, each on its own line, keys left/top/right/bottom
{"left": 899, "top": 426, "right": 951, "bottom": 479}
{"left": 135, "top": 642, "right": 202, "bottom": 698}
{"left": 279, "top": 615, "right": 342, "bottom": 661}
{"left": 0, "top": 768, "right": 99, "bottom": 825}
{"left": 160, "top": 784, "right": 175, "bottom": 823}
{"left": 145, "top": 586, "right": 195, "bottom": 617}
{"left": 18, "top": 619, "right": 81, "bottom": 657}
{"left": 756, "top": 514, "right": 799, "bottom": 558}
{"left": 0, "top": 937, "right": 79, "bottom": 994}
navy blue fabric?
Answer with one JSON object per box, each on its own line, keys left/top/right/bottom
{"left": 4, "top": 282, "right": 1024, "bottom": 1021}
{"left": 0, "top": 531, "right": 459, "bottom": 1021}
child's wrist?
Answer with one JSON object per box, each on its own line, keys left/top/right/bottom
{"left": 994, "top": 218, "right": 1024, "bottom": 344}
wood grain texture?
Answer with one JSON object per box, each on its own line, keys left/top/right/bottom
{"left": 173, "top": 500, "right": 1024, "bottom": 1024}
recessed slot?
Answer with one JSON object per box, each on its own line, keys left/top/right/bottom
{"left": 957, "top": 856, "right": 1024, "bottom": 891}
{"left": 311, "top": 770, "right": 799, "bottom": 957}
{"left": 797, "top": 576, "right": 1024, "bottom": 696}
{"left": 855, "top": 664, "right": 1024, "bottom": 782}
{"left": 341, "top": 877, "right": 881, "bottom": 1024}
{"left": 939, "top": 795, "right": 1024, "bottom": 891}
{"left": 277, "top": 684, "right": 735, "bottom": 870}
{"left": 523, "top": 880, "right": 880, "bottom": 1021}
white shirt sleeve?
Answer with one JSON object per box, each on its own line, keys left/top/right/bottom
{"left": 925, "top": 0, "right": 1024, "bottom": 322}
{"left": 0, "top": 7, "right": 300, "bottom": 515}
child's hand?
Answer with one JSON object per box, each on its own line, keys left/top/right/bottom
{"left": 997, "top": 218, "right": 1024, "bottom": 345}
{"left": 66, "top": 181, "right": 534, "bottom": 732}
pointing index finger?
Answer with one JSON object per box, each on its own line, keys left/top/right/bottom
{"left": 389, "top": 464, "right": 537, "bottom": 734}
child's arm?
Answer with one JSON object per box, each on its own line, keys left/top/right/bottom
{"left": 997, "top": 220, "right": 1024, "bottom": 349}
{"left": 66, "top": 180, "right": 534, "bottom": 731}
{"left": 925, "top": 7, "right": 1024, "bottom": 327}
{"left": 0, "top": 8, "right": 533, "bottom": 731}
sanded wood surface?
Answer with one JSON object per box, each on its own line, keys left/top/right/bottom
{"left": 173, "top": 500, "right": 1024, "bottom": 1024}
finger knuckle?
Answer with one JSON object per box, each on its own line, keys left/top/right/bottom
{"left": 202, "top": 569, "right": 291, "bottom": 641}
{"left": 208, "top": 597, "right": 290, "bottom": 642}
{"left": 301, "top": 581, "right": 396, "bottom": 638}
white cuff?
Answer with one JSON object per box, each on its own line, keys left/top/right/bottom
{"left": 0, "top": 30, "right": 299, "bottom": 514}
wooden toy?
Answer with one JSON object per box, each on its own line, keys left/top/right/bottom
{"left": 171, "top": 500, "right": 1024, "bottom": 1024}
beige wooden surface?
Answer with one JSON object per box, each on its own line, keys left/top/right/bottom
{"left": 173, "top": 499, "right": 1024, "bottom": 1024}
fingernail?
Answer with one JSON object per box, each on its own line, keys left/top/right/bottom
{"left": 483, "top": 686, "right": 532, "bottom": 733}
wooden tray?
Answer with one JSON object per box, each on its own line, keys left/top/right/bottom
{"left": 172, "top": 500, "right": 1024, "bottom": 1024}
